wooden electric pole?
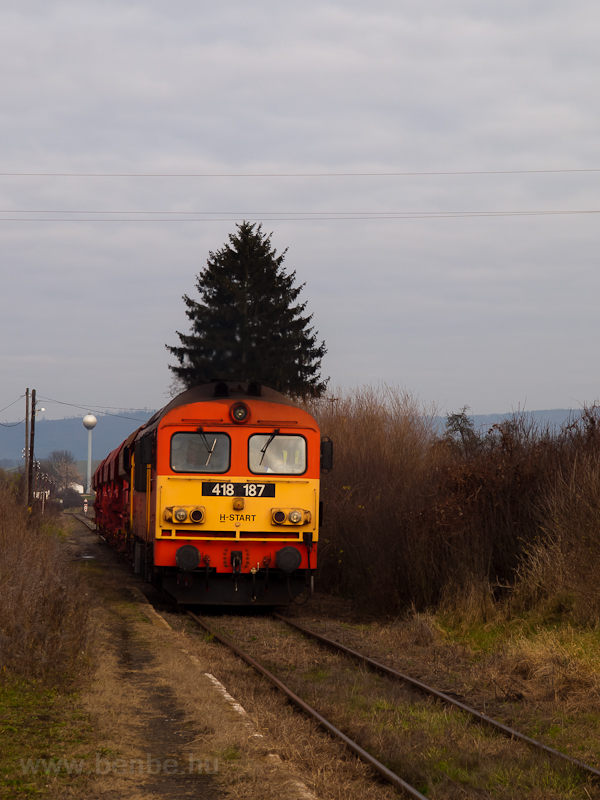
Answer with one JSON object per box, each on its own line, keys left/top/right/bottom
{"left": 23, "top": 388, "right": 30, "bottom": 504}
{"left": 28, "top": 389, "right": 36, "bottom": 507}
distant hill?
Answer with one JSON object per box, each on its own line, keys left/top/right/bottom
{"left": 470, "top": 408, "right": 579, "bottom": 432}
{"left": 434, "top": 408, "right": 580, "bottom": 435}
{"left": 0, "top": 407, "right": 586, "bottom": 469}
{"left": 0, "top": 410, "right": 156, "bottom": 465}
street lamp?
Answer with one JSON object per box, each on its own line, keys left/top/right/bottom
{"left": 83, "top": 414, "right": 97, "bottom": 494}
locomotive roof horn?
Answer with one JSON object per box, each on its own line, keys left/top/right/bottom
{"left": 213, "top": 381, "right": 229, "bottom": 397}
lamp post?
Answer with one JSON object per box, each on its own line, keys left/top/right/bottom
{"left": 83, "top": 414, "right": 97, "bottom": 494}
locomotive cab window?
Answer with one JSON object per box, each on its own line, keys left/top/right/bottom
{"left": 249, "top": 434, "right": 307, "bottom": 475}
{"left": 171, "top": 432, "right": 230, "bottom": 473}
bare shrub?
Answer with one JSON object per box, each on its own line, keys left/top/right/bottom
{"left": 426, "top": 415, "right": 558, "bottom": 618}
{"left": 311, "top": 385, "right": 440, "bottom": 611}
{"left": 0, "top": 471, "right": 89, "bottom": 682}
{"left": 514, "top": 449, "right": 600, "bottom": 624}
{"left": 312, "top": 388, "right": 600, "bottom": 618}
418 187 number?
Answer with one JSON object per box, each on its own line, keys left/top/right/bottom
{"left": 202, "top": 482, "right": 275, "bottom": 497}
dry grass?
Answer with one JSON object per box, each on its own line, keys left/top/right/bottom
{"left": 513, "top": 451, "right": 600, "bottom": 624}
{"left": 195, "top": 634, "right": 399, "bottom": 800}
{"left": 81, "top": 603, "right": 400, "bottom": 800}
{"left": 309, "top": 388, "right": 600, "bottom": 626}
{"left": 311, "top": 385, "right": 442, "bottom": 610}
{"left": 0, "top": 472, "right": 89, "bottom": 682}
{"left": 71, "top": 517, "right": 399, "bottom": 800}
{"left": 206, "top": 612, "right": 600, "bottom": 799}
{"left": 298, "top": 607, "right": 600, "bottom": 774}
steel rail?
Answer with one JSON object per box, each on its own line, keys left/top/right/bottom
{"left": 275, "top": 614, "right": 600, "bottom": 781}
{"left": 69, "top": 512, "right": 98, "bottom": 532}
{"left": 186, "top": 610, "right": 428, "bottom": 800}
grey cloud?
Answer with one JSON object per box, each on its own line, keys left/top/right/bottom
{"left": 1, "top": 1, "right": 600, "bottom": 421}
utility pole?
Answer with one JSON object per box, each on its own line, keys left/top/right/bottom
{"left": 28, "top": 389, "right": 36, "bottom": 506}
{"left": 23, "top": 388, "right": 30, "bottom": 504}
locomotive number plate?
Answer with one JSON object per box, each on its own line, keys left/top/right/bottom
{"left": 202, "top": 482, "right": 275, "bottom": 498}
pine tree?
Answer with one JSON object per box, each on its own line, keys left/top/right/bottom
{"left": 166, "top": 222, "right": 328, "bottom": 397}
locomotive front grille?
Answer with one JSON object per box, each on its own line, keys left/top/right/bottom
{"left": 166, "top": 529, "right": 304, "bottom": 540}
{"left": 239, "top": 530, "right": 302, "bottom": 539}
{"left": 174, "top": 529, "right": 236, "bottom": 537}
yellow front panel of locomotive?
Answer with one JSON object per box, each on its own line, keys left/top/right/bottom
{"left": 156, "top": 475, "right": 318, "bottom": 540}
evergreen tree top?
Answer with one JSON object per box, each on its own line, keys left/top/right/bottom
{"left": 166, "top": 222, "right": 328, "bottom": 398}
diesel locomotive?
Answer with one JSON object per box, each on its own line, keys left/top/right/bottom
{"left": 93, "top": 381, "right": 332, "bottom": 605}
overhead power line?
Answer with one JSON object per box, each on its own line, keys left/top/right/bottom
{"left": 0, "top": 209, "right": 598, "bottom": 222}
{"left": 0, "top": 394, "right": 25, "bottom": 427}
{"left": 37, "top": 394, "right": 151, "bottom": 422}
{"left": 1, "top": 208, "right": 599, "bottom": 215}
{"left": 0, "top": 168, "right": 599, "bottom": 177}
{"left": 0, "top": 394, "right": 25, "bottom": 416}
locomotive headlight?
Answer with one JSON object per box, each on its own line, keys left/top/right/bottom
{"left": 230, "top": 403, "right": 250, "bottom": 423}
{"left": 174, "top": 507, "right": 188, "bottom": 522}
{"left": 190, "top": 507, "right": 205, "bottom": 523}
{"left": 272, "top": 508, "right": 310, "bottom": 525}
{"left": 163, "top": 507, "right": 173, "bottom": 522}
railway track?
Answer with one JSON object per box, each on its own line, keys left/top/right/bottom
{"left": 186, "top": 611, "right": 600, "bottom": 799}
{"left": 70, "top": 513, "right": 600, "bottom": 796}
{"left": 68, "top": 511, "right": 97, "bottom": 531}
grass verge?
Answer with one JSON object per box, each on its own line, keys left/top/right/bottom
{"left": 0, "top": 677, "right": 94, "bottom": 799}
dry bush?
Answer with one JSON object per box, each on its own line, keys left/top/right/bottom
{"left": 428, "top": 416, "right": 557, "bottom": 619}
{"left": 311, "top": 385, "right": 440, "bottom": 611}
{"left": 0, "top": 471, "right": 89, "bottom": 682}
{"left": 313, "top": 387, "right": 554, "bottom": 613}
{"left": 312, "top": 389, "right": 600, "bottom": 619}
{"left": 514, "top": 449, "right": 600, "bottom": 624}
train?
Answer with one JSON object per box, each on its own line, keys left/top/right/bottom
{"left": 93, "top": 381, "right": 332, "bottom": 605}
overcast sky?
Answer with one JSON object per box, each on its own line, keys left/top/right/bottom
{"left": 1, "top": 0, "right": 599, "bottom": 423}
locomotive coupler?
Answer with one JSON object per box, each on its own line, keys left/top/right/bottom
{"left": 177, "top": 571, "right": 193, "bottom": 587}
{"left": 204, "top": 555, "right": 211, "bottom": 593}
{"left": 303, "top": 532, "right": 314, "bottom": 588}
{"left": 263, "top": 555, "right": 271, "bottom": 592}
{"left": 250, "top": 564, "right": 259, "bottom": 602}
{"left": 231, "top": 550, "right": 242, "bottom": 592}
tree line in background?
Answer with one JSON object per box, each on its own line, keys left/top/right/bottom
{"left": 4, "top": 387, "right": 600, "bottom": 632}
{"left": 29, "top": 450, "right": 84, "bottom": 508}
{"left": 41, "top": 449, "right": 82, "bottom": 493}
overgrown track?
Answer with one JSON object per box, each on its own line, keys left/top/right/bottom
{"left": 274, "top": 614, "right": 600, "bottom": 783}
{"left": 68, "top": 512, "right": 97, "bottom": 531}
{"left": 186, "top": 611, "right": 600, "bottom": 799}
{"left": 186, "top": 609, "right": 428, "bottom": 800}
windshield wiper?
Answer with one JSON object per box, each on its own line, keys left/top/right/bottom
{"left": 196, "top": 427, "right": 217, "bottom": 465}
{"left": 259, "top": 428, "right": 280, "bottom": 465}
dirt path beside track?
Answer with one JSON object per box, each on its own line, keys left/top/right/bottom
{"left": 67, "top": 517, "right": 318, "bottom": 800}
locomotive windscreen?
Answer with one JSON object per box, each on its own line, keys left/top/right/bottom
{"left": 249, "top": 434, "right": 306, "bottom": 475}
{"left": 170, "top": 432, "right": 230, "bottom": 473}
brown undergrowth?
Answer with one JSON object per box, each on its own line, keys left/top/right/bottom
{"left": 211, "top": 611, "right": 600, "bottom": 799}
{"left": 0, "top": 472, "right": 89, "bottom": 682}
{"left": 311, "top": 388, "right": 600, "bottom": 624}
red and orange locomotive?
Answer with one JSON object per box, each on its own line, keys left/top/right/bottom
{"left": 93, "top": 381, "right": 332, "bottom": 605}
